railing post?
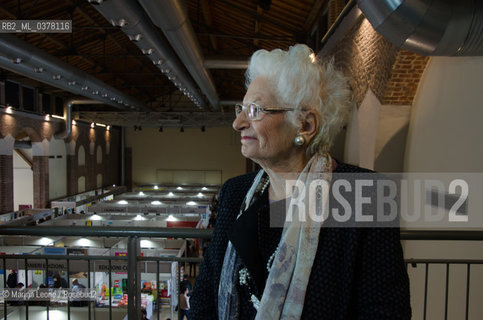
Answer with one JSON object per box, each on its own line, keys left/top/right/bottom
{"left": 88, "top": 258, "right": 91, "bottom": 320}
{"left": 45, "top": 258, "right": 49, "bottom": 320}
{"left": 127, "top": 236, "right": 140, "bottom": 319}
{"left": 25, "top": 257, "right": 28, "bottom": 320}
{"left": 3, "top": 257, "right": 7, "bottom": 320}
{"left": 67, "top": 259, "right": 70, "bottom": 320}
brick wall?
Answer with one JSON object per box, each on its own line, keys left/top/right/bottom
{"left": 33, "top": 156, "right": 49, "bottom": 208}
{"left": 325, "top": 16, "right": 429, "bottom": 107}
{"left": 0, "top": 155, "right": 13, "bottom": 213}
{"left": 66, "top": 154, "right": 77, "bottom": 195}
{"left": 328, "top": 0, "right": 347, "bottom": 27}
{"left": 0, "top": 112, "right": 122, "bottom": 212}
{"left": 70, "top": 125, "right": 121, "bottom": 192}
{"left": 327, "top": 16, "right": 399, "bottom": 106}
{"left": 382, "top": 49, "right": 430, "bottom": 105}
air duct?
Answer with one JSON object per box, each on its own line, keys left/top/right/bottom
{"left": 204, "top": 59, "right": 249, "bottom": 69}
{"left": 91, "top": 0, "right": 207, "bottom": 109}
{"left": 0, "top": 34, "right": 147, "bottom": 110}
{"left": 138, "top": 0, "right": 220, "bottom": 110}
{"left": 358, "top": 0, "right": 483, "bottom": 56}
{"left": 54, "top": 100, "right": 103, "bottom": 140}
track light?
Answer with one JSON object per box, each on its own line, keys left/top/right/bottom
{"left": 128, "top": 34, "right": 143, "bottom": 41}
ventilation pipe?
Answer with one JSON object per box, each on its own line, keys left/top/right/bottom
{"left": 91, "top": 0, "right": 207, "bottom": 109}
{"left": 54, "top": 100, "right": 104, "bottom": 140}
{"left": 138, "top": 0, "right": 220, "bottom": 110}
{"left": 204, "top": 59, "right": 248, "bottom": 69}
{"left": 0, "top": 34, "right": 147, "bottom": 111}
{"left": 358, "top": 0, "right": 483, "bottom": 56}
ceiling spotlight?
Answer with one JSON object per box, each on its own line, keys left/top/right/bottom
{"left": 81, "top": 86, "right": 89, "bottom": 91}
{"left": 180, "top": 126, "right": 184, "bottom": 133}
{"left": 128, "top": 34, "right": 142, "bottom": 41}
{"left": 34, "top": 67, "right": 44, "bottom": 73}
{"left": 52, "top": 74, "right": 62, "bottom": 80}
{"left": 110, "top": 97, "right": 116, "bottom": 101}
{"left": 106, "top": 125, "right": 110, "bottom": 131}
{"left": 142, "top": 48, "right": 154, "bottom": 55}
{"left": 87, "top": 0, "right": 103, "bottom": 4}
{"left": 153, "top": 59, "right": 164, "bottom": 65}
{"left": 92, "top": 90, "right": 99, "bottom": 95}
{"left": 68, "top": 81, "right": 76, "bottom": 86}
{"left": 102, "top": 93, "right": 108, "bottom": 98}
{"left": 159, "top": 126, "right": 163, "bottom": 132}
{"left": 111, "top": 18, "right": 127, "bottom": 27}
{"left": 90, "top": 122, "right": 95, "bottom": 128}
{"left": 11, "top": 58, "right": 22, "bottom": 64}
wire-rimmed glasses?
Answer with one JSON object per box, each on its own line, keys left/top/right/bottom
{"left": 234, "top": 102, "right": 294, "bottom": 121}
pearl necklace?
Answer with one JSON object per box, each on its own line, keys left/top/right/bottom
{"left": 265, "top": 245, "right": 279, "bottom": 272}
{"left": 237, "top": 175, "right": 279, "bottom": 311}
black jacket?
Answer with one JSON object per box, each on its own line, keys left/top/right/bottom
{"left": 190, "top": 162, "right": 411, "bottom": 319}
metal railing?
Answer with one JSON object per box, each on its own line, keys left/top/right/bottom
{"left": 0, "top": 227, "right": 482, "bottom": 320}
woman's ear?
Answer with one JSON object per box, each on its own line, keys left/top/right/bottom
{"left": 298, "top": 110, "right": 318, "bottom": 142}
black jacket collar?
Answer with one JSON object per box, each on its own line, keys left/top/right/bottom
{"left": 227, "top": 193, "right": 267, "bottom": 295}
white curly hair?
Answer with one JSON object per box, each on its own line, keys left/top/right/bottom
{"left": 245, "top": 44, "right": 353, "bottom": 154}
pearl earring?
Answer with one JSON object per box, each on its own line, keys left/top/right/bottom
{"left": 294, "top": 135, "right": 305, "bottom": 146}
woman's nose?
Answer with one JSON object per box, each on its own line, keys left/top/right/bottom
{"left": 232, "top": 109, "right": 250, "bottom": 131}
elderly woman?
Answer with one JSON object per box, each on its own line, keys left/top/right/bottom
{"left": 190, "top": 44, "right": 411, "bottom": 319}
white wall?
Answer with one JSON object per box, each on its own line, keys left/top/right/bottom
{"left": 13, "top": 150, "right": 34, "bottom": 210}
{"left": 344, "top": 89, "right": 411, "bottom": 172}
{"left": 403, "top": 56, "right": 483, "bottom": 320}
{"left": 126, "top": 127, "right": 246, "bottom": 185}
{"left": 405, "top": 56, "right": 483, "bottom": 172}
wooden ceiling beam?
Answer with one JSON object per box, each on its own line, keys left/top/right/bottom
{"left": 303, "top": 0, "right": 328, "bottom": 32}
{"left": 200, "top": 0, "right": 218, "bottom": 51}
{"left": 217, "top": 0, "right": 301, "bottom": 36}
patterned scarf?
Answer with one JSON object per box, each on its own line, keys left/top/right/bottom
{"left": 218, "top": 153, "right": 333, "bottom": 319}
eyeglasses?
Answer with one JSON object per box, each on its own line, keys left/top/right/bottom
{"left": 234, "top": 102, "right": 294, "bottom": 121}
